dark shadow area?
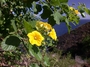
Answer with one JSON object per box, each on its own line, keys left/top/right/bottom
{"left": 57, "top": 22, "right": 90, "bottom": 59}
{"left": 62, "top": 40, "right": 90, "bottom": 59}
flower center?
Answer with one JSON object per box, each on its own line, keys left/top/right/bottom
{"left": 34, "top": 36, "right": 37, "bottom": 40}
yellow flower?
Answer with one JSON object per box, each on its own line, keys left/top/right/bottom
{"left": 74, "top": 10, "right": 80, "bottom": 14}
{"left": 27, "top": 31, "right": 44, "bottom": 46}
{"left": 36, "top": 21, "right": 44, "bottom": 28}
{"left": 69, "top": 7, "right": 74, "bottom": 10}
{"left": 69, "top": 7, "right": 80, "bottom": 14}
{"left": 44, "top": 23, "right": 52, "bottom": 31}
{"left": 48, "top": 28, "right": 57, "bottom": 41}
{"left": 36, "top": 21, "right": 45, "bottom": 31}
{"left": 36, "top": 21, "right": 52, "bottom": 32}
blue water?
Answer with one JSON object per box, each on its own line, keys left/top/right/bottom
{"left": 54, "top": 19, "right": 90, "bottom": 36}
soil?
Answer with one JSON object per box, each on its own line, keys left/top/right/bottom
{"left": 0, "top": 22, "right": 90, "bottom": 67}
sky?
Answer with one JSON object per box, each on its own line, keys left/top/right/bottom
{"left": 68, "top": 0, "right": 90, "bottom": 19}
{"left": 68, "top": 0, "right": 90, "bottom": 8}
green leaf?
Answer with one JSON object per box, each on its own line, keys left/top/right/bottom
{"left": 78, "top": 4, "right": 85, "bottom": 13}
{"left": 23, "top": 20, "right": 34, "bottom": 33}
{"left": 23, "top": 0, "right": 39, "bottom": 7}
{"left": 29, "top": 21, "right": 36, "bottom": 28}
{"left": 0, "top": 0, "right": 5, "bottom": 3}
{"left": 0, "top": 10, "right": 2, "bottom": 18}
{"left": 44, "top": 55, "right": 50, "bottom": 66}
{"left": 50, "top": 0, "right": 60, "bottom": 6}
{"left": 30, "top": 63, "right": 39, "bottom": 67}
{"left": 11, "top": 20, "right": 17, "bottom": 33}
{"left": 32, "top": 1, "right": 37, "bottom": 12}
{"left": 65, "top": 18, "right": 71, "bottom": 33}
{"left": 61, "top": 3, "right": 69, "bottom": 13}
{"left": 52, "top": 11, "right": 63, "bottom": 24}
{"left": 73, "top": 16, "right": 80, "bottom": 25}
{"left": 41, "top": 6, "right": 52, "bottom": 19}
{"left": 34, "top": 4, "right": 42, "bottom": 14}
{"left": 50, "top": 0, "right": 68, "bottom": 6}
{"left": 85, "top": 8, "right": 90, "bottom": 15}
{"left": 48, "top": 16, "right": 56, "bottom": 26}
{"left": 60, "top": 0, "right": 68, "bottom": 3}
{"left": 1, "top": 35, "right": 21, "bottom": 51}
{"left": 81, "top": 13, "right": 85, "bottom": 17}
{"left": 28, "top": 44, "right": 42, "bottom": 61}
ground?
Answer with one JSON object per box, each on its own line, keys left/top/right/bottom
{"left": 0, "top": 22, "right": 90, "bottom": 67}
{"left": 57, "top": 22, "right": 90, "bottom": 67}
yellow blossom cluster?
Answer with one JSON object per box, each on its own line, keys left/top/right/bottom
{"left": 27, "top": 21, "right": 57, "bottom": 46}
{"left": 36, "top": 21, "right": 52, "bottom": 32}
{"left": 69, "top": 7, "right": 80, "bottom": 14}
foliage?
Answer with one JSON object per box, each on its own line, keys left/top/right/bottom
{"left": 0, "top": 0, "right": 90, "bottom": 67}
{"left": 47, "top": 48, "right": 75, "bottom": 67}
{"left": 81, "top": 35, "right": 90, "bottom": 58}
{"left": 0, "top": 51, "right": 22, "bottom": 66}
{"left": 82, "top": 35, "right": 90, "bottom": 45}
